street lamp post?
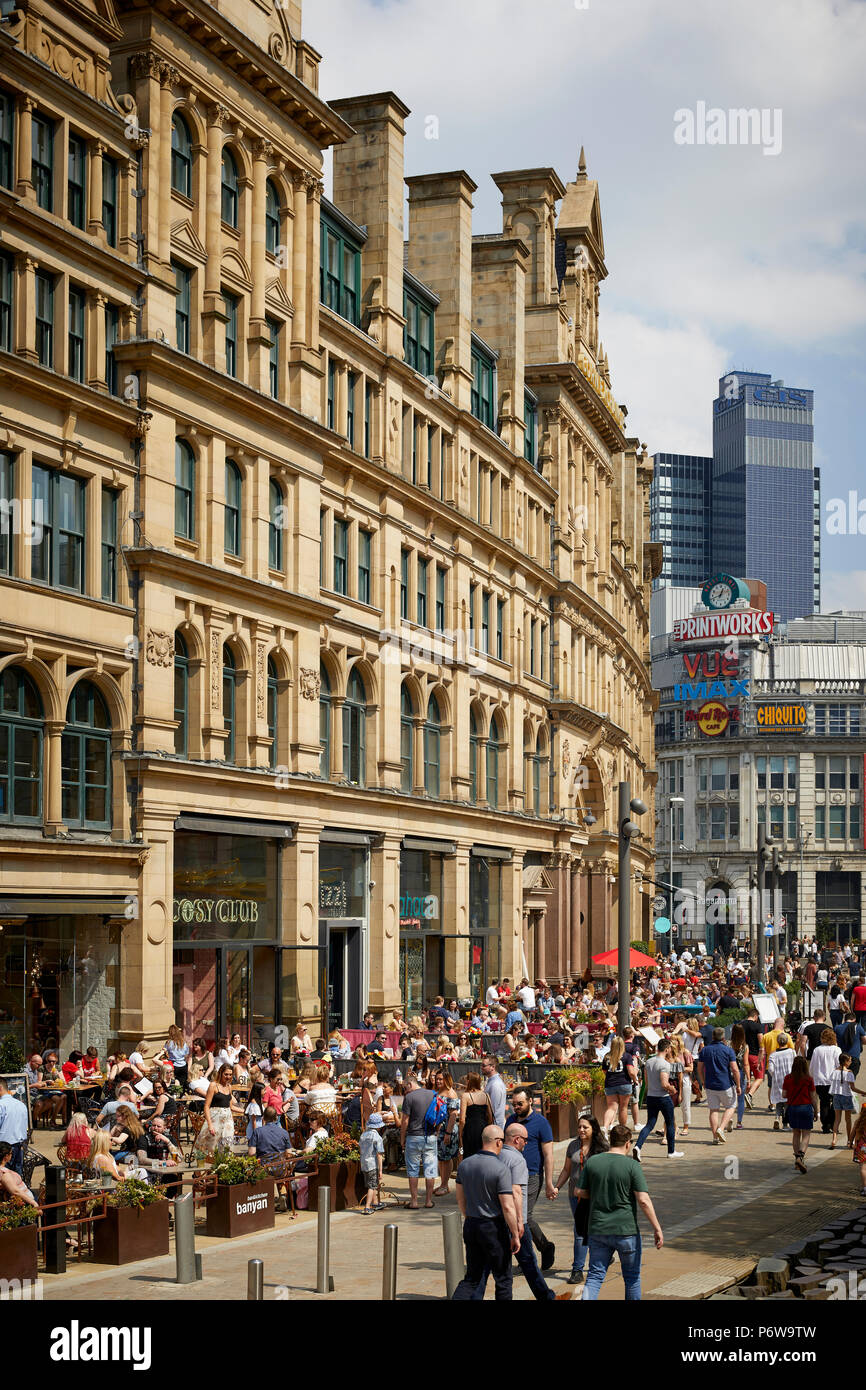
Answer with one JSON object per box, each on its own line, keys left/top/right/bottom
{"left": 670, "top": 800, "right": 683, "bottom": 950}
{"left": 618, "top": 782, "right": 648, "bottom": 1033}
{"left": 798, "top": 824, "right": 811, "bottom": 943}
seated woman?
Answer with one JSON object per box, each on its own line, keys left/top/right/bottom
{"left": 262, "top": 1074, "right": 286, "bottom": 1116}
{"left": 502, "top": 1023, "right": 524, "bottom": 1057}
{"left": 376, "top": 1083, "right": 402, "bottom": 1169}
{"left": 186, "top": 1038, "right": 215, "bottom": 1105}
{"left": 327, "top": 1030, "right": 352, "bottom": 1060}
{"left": 109, "top": 1105, "right": 145, "bottom": 1162}
{"left": 140, "top": 1078, "right": 176, "bottom": 1123}
{"left": 61, "top": 1051, "right": 85, "bottom": 1085}
{"left": 106, "top": 1053, "right": 131, "bottom": 1087}
{"left": 81, "top": 1046, "right": 102, "bottom": 1079}
{"left": 304, "top": 1064, "right": 340, "bottom": 1111}
{"left": 234, "top": 1048, "right": 252, "bottom": 1086}
{"left": 89, "top": 1128, "right": 127, "bottom": 1185}
{"left": 292, "top": 1062, "right": 318, "bottom": 1100}
{"left": 291, "top": 1021, "right": 314, "bottom": 1056}
{"left": 61, "top": 1111, "right": 93, "bottom": 1164}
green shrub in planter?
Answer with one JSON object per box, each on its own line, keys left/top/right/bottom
{"left": 0, "top": 1201, "right": 39, "bottom": 1230}
{"left": 106, "top": 1178, "right": 167, "bottom": 1208}
{"left": 312, "top": 1135, "right": 360, "bottom": 1165}
{"left": 212, "top": 1153, "right": 267, "bottom": 1186}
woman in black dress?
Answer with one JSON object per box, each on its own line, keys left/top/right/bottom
{"left": 458, "top": 1071, "right": 493, "bottom": 1161}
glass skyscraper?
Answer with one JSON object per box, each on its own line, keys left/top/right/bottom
{"left": 650, "top": 453, "right": 712, "bottom": 587}
{"left": 650, "top": 372, "right": 819, "bottom": 621}
{"left": 712, "top": 371, "right": 816, "bottom": 621}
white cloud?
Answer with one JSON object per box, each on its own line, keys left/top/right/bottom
{"left": 822, "top": 570, "right": 866, "bottom": 612}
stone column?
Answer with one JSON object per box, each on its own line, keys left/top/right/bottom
{"left": 118, "top": 809, "right": 176, "bottom": 1048}
{"left": 87, "top": 141, "right": 106, "bottom": 240}
{"left": 15, "top": 96, "right": 34, "bottom": 200}
{"left": 369, "top": 833, "right": 402, "bottom": 1015}
{"left": 158, "top": 67, "right": 176, "bottom": 266}
{"left": 443, "top": 845, "right": 471, "bottom": 1000}
{"left": 290, "top": 170, "right": 308, "bottom": 347}
{"left": 202, "top": 106, "right": 228, "bottom": 369}
{"left": 86, "top": 290, "right": 108, "bottom": 392}
{"left": 570, "top": 859, "right": 583, "bottom": 979}
{"left": 249, "top": 139, "right": 273, "bottom": 392}
{"left": 501, "top": 850, "right": 525, "bottom": 983}
{"left": 43, "top": 719, "right": 65, "bottom": 837}
{"left": 280, "top": 824, "right": 322, "bottom": 1032}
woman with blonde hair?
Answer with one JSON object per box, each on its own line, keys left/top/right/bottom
{"left": 89, "top": 1128, "right": 126, "bottom": 1184}
{"left": 768, "top": 1033, "right": 795, "bottom": 1130}
{"left": 154, "top": 1023, "right": 190, "bottom": 1088}
{"left": 601, "top": 1036, "right": 637, "bottom": 1130}
{"left": 668, "top": 1034, "right": 694, "bottom": 1136}
{"left": 109, "top": 1105, "right": 145, "bottom": 1162}
{"left": 61, "top": 1110, "right": 92, "bottom": 1164}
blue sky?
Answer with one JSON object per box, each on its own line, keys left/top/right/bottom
{"left": 307, "top": 0, "right": 866, "bottom": 609}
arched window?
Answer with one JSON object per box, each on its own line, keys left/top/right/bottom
{"left": 342, "top": 666, "right": 366, "bottom": 786}
{"left": 424, "top": 693, "right": 441, "bottom": 798}
{"left": 174, "top": 631, "right": 189, "bottom": 757}
{"left": 400, "top": 684, "right": 413, "bottom": 792}
{"left": 171, "top": 113, "right": 192, "bottom": 198}
{"left": 268, "top": 478, "right": 284, "bottom": 571}
{"left": 175, "top": 438, "right": 195, "bottom": 540}
{"left": 61, "top": 681, "right": 111, "bottom": 829}
{"left": 319, "top": 663, "right": 331, "bottom": 778}
{"left": 222, "top": 645, "right": 237, "bottom": 762}
{"left": 267, "top": 656, "right": 279, "bottom": 770}
{"left": 265, "top": 179, "right": 281, "bottom": 256}
{"left": 224, "top": 459, "right": 241, "bottom": 556}
{"left": 469, "top": 708, "right": 479, "bottom": 804}
{"left": 0, "top": 666, "right": 43, "bottom": 824}
{"left": 486, "top": 714, "right": 501, "bottom": 808}
{"left": 221, "top": 147, "right": 239, "bottom": 229}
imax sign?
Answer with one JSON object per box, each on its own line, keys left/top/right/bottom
{"left": 673, "top": 680, "right": 750, "bottom": 701}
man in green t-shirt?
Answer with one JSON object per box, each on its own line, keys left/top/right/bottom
{"left": 576, "top": 1123, "right": 664, "bottom": 1300}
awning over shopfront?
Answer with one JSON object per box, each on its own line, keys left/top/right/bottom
{"left": 402, "top": 836, "right": 457, "bottom": 855}
{"left": 174, "top": 815, "right": 293, "bottom": 839}
{"left": 470, "top": 845, "right": 513, "bottom": 860}
{"left": 0, "top": 896, "right": 130, "bottom": 915}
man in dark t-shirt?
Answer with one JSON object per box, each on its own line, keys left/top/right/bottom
{"left": 798, "top": 1011, "right": 829, "bottom": 1060}
{"left": 248, "top": 1107, "right": 293, "bottom": 1159}
{"left": 452, "top": 1127, "right": 520, "bottom": 1300}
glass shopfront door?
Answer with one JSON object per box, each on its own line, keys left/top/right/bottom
{"left": 172, "top": 944, "right": 278, "bottom": 1051}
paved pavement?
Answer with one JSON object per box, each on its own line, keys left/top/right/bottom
{"left": 35, "top": 1098, "right": 866, "bottom": 1301}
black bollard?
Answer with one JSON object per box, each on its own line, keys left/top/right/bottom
{"left": 43, "top": 1165, "right": 67, "bottom": 1274}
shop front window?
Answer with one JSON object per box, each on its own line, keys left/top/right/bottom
{"left": 399, "top": 849, "right": 445, "bottom": 1014}
{"left": 0, "top": 917, "right": 119, "bottom": 1060}
{"left": 173, "top": 833, "right": 278, "bottom": 941}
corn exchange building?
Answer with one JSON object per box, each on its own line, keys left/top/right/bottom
{"left": 0, "top": 0, "right": 658, "bottom": 1058}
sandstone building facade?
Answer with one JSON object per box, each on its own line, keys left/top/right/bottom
{"left": 0, "top": 0, "right": 658, "bottom": 1056}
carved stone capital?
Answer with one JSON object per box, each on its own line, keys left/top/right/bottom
{"left": 252, "top": 138, "right": 274, "bottom": 163}
{"left": 128, "top": 52, "right": 163, "bottom": 83}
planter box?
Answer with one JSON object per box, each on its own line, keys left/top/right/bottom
{"left": 591, "top": 1092, "right": 608, "bottom": 1126}
{"left": 308, "top": 1161, "right": 365, "bottom": 1212}
{"left": 543, "top": 1100, "right": 574, "bottom": 1142}
{"left": 205, "top": 1180, "right": 275, "bottom": 1238}
{"left": 0, "top": 1224, "right": 39, "bottom": 1283}
{"left": 93, "top": 1201, "right": 170, "bottom": 1266}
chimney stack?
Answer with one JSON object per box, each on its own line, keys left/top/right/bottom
{"left": 405, "top": 171, "right": 477, "bottom": 411}
{"left": 330, "top": 92, "right": 410, "bottom": 357}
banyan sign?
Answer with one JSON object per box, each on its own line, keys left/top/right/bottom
{"left": 755, "top": 704, "right": 807, "bottom": 731}
{"left": 673, "top": 610, "right": 774, "bottom": 642}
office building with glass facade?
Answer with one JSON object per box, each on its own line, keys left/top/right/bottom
{"left": 712, "top": 371, "right": 817, "bottom": 621}
{"left": 649, "top": 454, "right": 712, "bottom": 587}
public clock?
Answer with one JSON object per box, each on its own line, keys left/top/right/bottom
{"left": 701, "top": 573, "right": 747, "bottom": 610}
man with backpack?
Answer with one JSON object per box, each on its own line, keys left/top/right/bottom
{"left": 400, "top": 1075, "right": 445, "bottom": 1209}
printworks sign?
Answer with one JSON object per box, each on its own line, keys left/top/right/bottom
{"left": 673, "top": 610, "right": 774, "bottom": 642}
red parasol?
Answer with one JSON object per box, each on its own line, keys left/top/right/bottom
{"left": 591, "top": 947, "right": 658, "bottom": 970}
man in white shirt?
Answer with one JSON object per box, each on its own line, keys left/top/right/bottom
{"left": 680, "top": 949, "right": 694, "bottom": 967}
{"left": 486, "top": 980, "right": 501, "bottom": 1008}
{"left": 518, "top": 979, "right": 536, "bottom": 1012}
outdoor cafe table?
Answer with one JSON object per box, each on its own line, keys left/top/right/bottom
{"left": 39, "top": 1080, "right": 103, "bottom": 1124}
